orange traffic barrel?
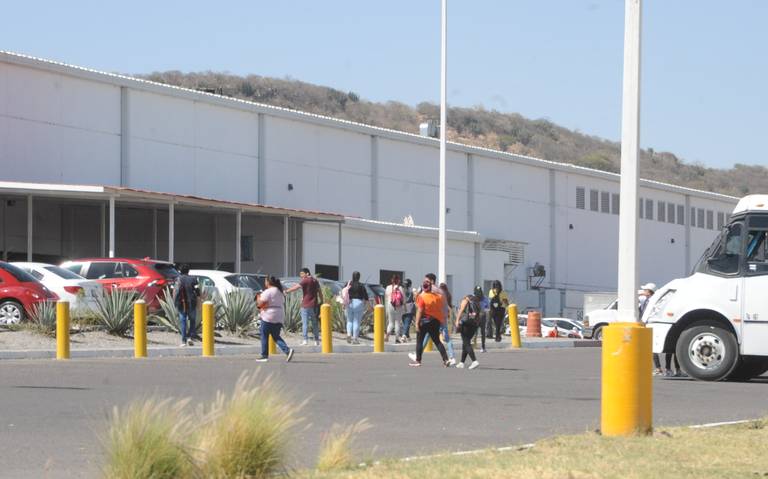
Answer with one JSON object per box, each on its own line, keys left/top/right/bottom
{"left": 526, "top": 310, "right": 542, "bottom": 337}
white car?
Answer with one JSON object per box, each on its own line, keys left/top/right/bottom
{"left": 189, "top": 270, "right": 261, "bottom": 303}
{"left": 583, "top": 300, "right": 618, "bottom": 340}
{"left": 516, "top": 316, "right": 584, "bottom": 339}
{"left": 12, "top": 262, "right": 103, "bottom": 312}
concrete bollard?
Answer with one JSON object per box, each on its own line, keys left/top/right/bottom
{"left": 601, "top": 322, "right": 652, "bottom": 436}
{"left": 526, "top": 310, "right": 542, "bottom": 337}
{"left": 320, "top": 304, "right": 332, "bottom": 353}
{"left": 134, "top": 300, "right": 147, "bottom": 358}
{"left": 508, "top": 304, "right": 521, "bottom": 348}
{"left": 374, "top": 305, "right": 385, "bottom": 352}
{"left": 56, "top": 300, "right": 70, "bottom": 360}
{"left": 202, "top": 301, "right": 215, "bottom": 357}
{"left": 269, "top": 335, "right": 277, "bottom": 355}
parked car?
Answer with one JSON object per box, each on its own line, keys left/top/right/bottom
{"left": 365, "top": 283, "right": 386, "bottom": 305}
{"left": 517, "top": 316, "right": 584, "bottom": 339}
{"left": 12, "top": 262, "right": 103, "bottom": 312}
{"left": 60, "top": 258, "right": 178, "bottom": 310}
{"left": 0, "top": 261, "right": 58, "bottom": 324}
{"left": 189, "top": 270, "right": 264, "bottom": 302}
{"left": 281, "top": 277, "right": 344, "bottom": 298}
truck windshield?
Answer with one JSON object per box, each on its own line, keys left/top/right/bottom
{"left": 696, "top": 222, "right": 743, "bottom": 275}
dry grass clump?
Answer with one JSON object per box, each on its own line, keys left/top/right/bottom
{"left": 102, "top": 398, "right": 194, "bottom": 479}
{"left": 316, "top": 420, "right": 371, "bottom": 472}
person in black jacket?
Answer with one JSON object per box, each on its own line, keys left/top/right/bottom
{"left": 173, "top": 264, "right": 199, "bottom": 347}
{"left": 344, "top": 271, "right": 369, "bottom": 344}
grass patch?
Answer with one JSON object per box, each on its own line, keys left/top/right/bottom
{"left": 316, "top": 420, "right": 371, "bottom": 472}
{"left": 302, "top": 419, "right": 768, "bottom": 479}
{"left": 102, "top": 398, "right": 195, "bottom": 479}
{"left": 195, "top": 372, "right": 303, "bottom": 478}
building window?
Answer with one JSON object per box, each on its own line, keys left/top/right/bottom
{"left": 639, "top": 198, "right": 644, "bottom": 218}
{"left": 697, "top": 208, "right": 705, "bottom": 229}
{"left": 667, "top": 203, "right": 676, "bottom": 224}
{"left": 600, "top": 192, "right": 610, "bottom": 213}
{"left": 611, "top": 193, "right": 620, "bottom": 215}
{"left": 576, "top": 187, "right": 585, "bottom": 209}
{"left": 590, "top": 189, "right": 599, "bottom": 212}
{"left": 379, "top": 269, "right": 405, "bottom": 286}
{"left": 677, "top": 205, "right": 685, "bottom": 225}
{"left": 658, "top": 201, "right": 666, "bottom": 222}
{"left": 315, "top": 264, "right": 339, "bottom": 281}
{"left": 240, "top": 236, "right": 254, "bottom": 262}
{"left": 717, "top": 212, "right": 725, "bottom": 230}
{"left": 645, "top": 199, "right": 654, "bottom": 220}
{"left": 691, "top": 207, "right": 696, "bottom": 227}
{"left": 706, "top": 210, "right": 714, "bottom": 230}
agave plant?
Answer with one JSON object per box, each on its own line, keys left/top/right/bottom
{"left": 283, "top": 290, "right": 302, "bottom": 333}
{"left": 92, "top": 288, "right": 139, "bottom": 336}
{"left": 220, "top": 289, "right": 256, "bottom": 336}
{"left": 27, "top": 300, "right": 57, "bottom": 336}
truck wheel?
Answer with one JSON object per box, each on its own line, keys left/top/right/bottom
{"left": 593, "top": 326, "right": 604, "bottom": 341}
{"left": 676, "top": 323, "right": 739, "bottom": 381}
{"left": 728, "top": 357, "right": 768, "bottom": 381}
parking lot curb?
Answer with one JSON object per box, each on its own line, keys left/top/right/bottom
{"left": 0, "top": 338, "right": 601, "bottom": 360}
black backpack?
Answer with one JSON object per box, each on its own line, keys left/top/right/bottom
{"left": 461, "top": 298, "right": 481, "bottom": 326}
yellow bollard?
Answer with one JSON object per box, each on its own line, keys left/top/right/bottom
{"left": 508, "top": 304, "right": 521, "bottom": 348}
{"left": 373, "top": 305, "right": 385, "bottom": 352}
{"left": 320, "top": 304, "right": 332, "bottom": 353}
{"left": 134, "top": 300, "right": 147, "bottom": 358}
{"left": 56, "top": 300, "right": 70, "bottom": 360}
{"left": 202, "top": 301, "right": 215, "bottom": 357}
{"left": 269, "top": 335, "right": 277, "bottom": 355}
{"left": 601, "top": 322, "right": 653, "bottom": 436}
{"left": 424, "top": 336, "right": 434, "bottom": 352}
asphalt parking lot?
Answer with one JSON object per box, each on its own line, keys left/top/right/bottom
{"left": 1, "top": 347, "right": 767, "bottom": 478}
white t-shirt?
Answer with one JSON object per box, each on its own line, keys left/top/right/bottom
{"left": 259, "top": 287, "right": 285, "bottom": 324}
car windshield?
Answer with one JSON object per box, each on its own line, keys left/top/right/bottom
{"left": 44, "top": 265, "right": 84, "bottom": 280}
{"left": 0, "top": 262, "right": 39, "bottom": 283}
{"left": 225, "top": 274, "right": 264, "bottom": 291}
{"left": 153, "top": 263, "right": 180, "bottom": 279}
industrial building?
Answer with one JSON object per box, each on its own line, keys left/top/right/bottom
{"left": 0, "top": 51, "right": 738, "bottom": 317}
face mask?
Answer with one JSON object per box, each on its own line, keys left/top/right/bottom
{"left": 638, "top": 295, "right": 646, "bottom": 302}
{"left": 423, "top": 280, "right": 432, "bottom": 291}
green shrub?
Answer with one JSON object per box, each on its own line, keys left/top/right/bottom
{"left": 103, "top": 398, "right": 195, "bottom": 479}
{"left": 27, "top": 301, "right": 57, "bottom": 336}
{"left": 220, "top": 289, "right": 256, "bottom": 336}
{"left": 196, "top": 373, "right": 302, "bottom": 478}
{"left": 283, "top": 291, "right": 302, "bottom": 333}
{"left": 316, "top": 419, "right": 371, "bottom": 472}
{"left": 92, "top": 289, "right": 139, "bottom": 336}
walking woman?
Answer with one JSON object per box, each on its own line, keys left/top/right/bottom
{"left": 409, "top": 277, "right": 451, "bottom": 367}
{"left": 409, "top": 282, "right": 456, "bottom": 365}
{"left": 255, "top": 276, "right": 295, "bottom": 363}
{"left": 488, "top": 280, "right": 509, "bottom": 342}
{"left": 385, "top": 274, "right": 407, "bottom": 343}
{"left": 344, "top": 271, "right": 368, "bottom": 344}
{"left": 455, "top": 289, "right": 482, "bottom": 369}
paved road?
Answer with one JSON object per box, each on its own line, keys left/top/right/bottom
{"left": 1, "top": 348, "right": 767, "bottom": 478}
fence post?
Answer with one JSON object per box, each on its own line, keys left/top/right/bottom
{"left": 134, "top": 300, "right": 147, "bottom": 358}
{"left": 320, "top": 304, "right": 332, "bottom": 353}
{"left": 374, "top": 305, "right": 385, "bottom": 352}
{"left": 56, "top": 300, "right": 70, "bottom": 360}
{"left": 202, "top": 301, "right": 215, "bottom": 357}
{"left": 508, "top": 304, "right": 521, "bottom": 348}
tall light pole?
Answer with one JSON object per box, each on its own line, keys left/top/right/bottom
{"left": 438, "top": 0, "right": 448, "bottom": 285}
{"left": 616, "top": 0, "right": 642, "bottom": 324}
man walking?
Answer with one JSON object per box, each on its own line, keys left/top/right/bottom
{"left": 172, "top": 264, "right": 199, "bottom": 347}
{"left": 285, "top": 268, "right": 323, "bottom": 346}
{"left": 409, "top": 276, "right": 451, "bottom": 367}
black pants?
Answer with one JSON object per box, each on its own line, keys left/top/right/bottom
{"left": 475, "top": 313, "right": 487, "bottom": 350}
{"left": 415, "top": 318, "right": 449, "bottom": 363}
{"left": 653, "top": 353, "right": 680, "bottom": 371}
{"left": 491, "top": 311, "right": 504, "bottom": 342}
{"left": 460, "top": 322, "right": 478, "bottom": 363}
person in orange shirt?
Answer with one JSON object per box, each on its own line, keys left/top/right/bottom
{"left": 409, "top": 277, "right": 451, "bottom": 367}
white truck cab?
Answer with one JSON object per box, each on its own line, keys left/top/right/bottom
{"left": 643, "top": 195, "right": 768, "bottom": 381}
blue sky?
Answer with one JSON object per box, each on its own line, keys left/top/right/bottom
{"left": 2, "top": 0, "right": 766, "bottom": 169}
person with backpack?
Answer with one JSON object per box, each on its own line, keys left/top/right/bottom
{"left": 385, "top": 274, "right": 407, "bottom": 343}
{"left": 472, "top": 286, "right": 490, "bottom": 352}
{"left": 172, "top": 264, "right": 199, "bottom": 347}
{"left": 454, "top": 288, "right": 482, "bottom": 369}
{"left": 400, "top": 278, "right": 416, "bottom": 342}
{"left": 285, "top": 268, "right": 323, "bottom": 346}
{"left": 488, "top": 280, "right": 509, "bottom": 342}
{"left": 342, "top": 271, "right": 368, "bottom": 344}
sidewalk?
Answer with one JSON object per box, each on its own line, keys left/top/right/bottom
{"left": 0, "top": 337, "right": 600, "bottom": 360}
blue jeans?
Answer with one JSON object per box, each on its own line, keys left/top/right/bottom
{"left": 346, "top": 299, "right": 364, "bottom": 339}
{"left": 301, "top": 307, "right": 319, "bottom": 341}
{"left": 260, "top": 321, "right": 290, "bottom": 358}
{"left": 422, "top": 322, "right": 455, "bottom": 359}
{"left": 402, "top": 312, "right": 414, "bottom": 338}
{"left": 178, "top": 310, "right": 189, "bottom": 342}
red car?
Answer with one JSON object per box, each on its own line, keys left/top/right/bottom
{"left": 60, "top": 258, "right": 179, "bottom": 310}
{"left": 0, "top": 261, "right": 58, "bottom": 324}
